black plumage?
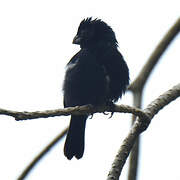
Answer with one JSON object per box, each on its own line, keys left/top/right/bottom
{"left": 63, "top": 17, "right": 129, "bottom": 160}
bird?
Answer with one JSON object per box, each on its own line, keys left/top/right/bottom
{"left": 63, "top": 17, "right": 129, "bottom": 160}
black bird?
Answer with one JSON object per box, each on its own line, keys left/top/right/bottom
{"left": 63, "top": 17, "right": 129, "bottom": 160}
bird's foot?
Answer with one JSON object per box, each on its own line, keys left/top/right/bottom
{"left": 106, "top": 101, "right": 115, "bottom": 118}
{"left": 103, "top": 112, "right": 109, "bottom": 115}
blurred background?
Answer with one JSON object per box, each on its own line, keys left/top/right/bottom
{"left": 0, "top": 0, "right": 179, "bottom": 179}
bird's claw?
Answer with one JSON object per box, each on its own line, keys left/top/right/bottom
{"left": 89, "top": 114, "right": 94, "bottom": 119}
{"left": 103, "top": 112, "right": 109, "bottom": 115}
{"left": 108, "top": 112, "right": 114, "bottom": 119}
{"left": 106, "top": 101, "right": 115, "bottom": 118}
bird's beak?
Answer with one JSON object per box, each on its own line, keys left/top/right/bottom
{"left": 72, "top": 35, "right": 81, "bottom": 44}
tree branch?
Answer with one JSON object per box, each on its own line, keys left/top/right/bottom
{"left": 0, "top": 104, "right": 148, "bottom": 121}
{"left": 107, "top": 83, "right": 180, "bottom": 180}
{"left": 127, "top": 17, "right": 180, "bottom": 180}
{"left": 128, "top": 90, "right": 142, "bottom": 180}
{"left": 17, "top": 127, "right": 68, "bottom": 180}
{"left": 128, "top": 17, "right": 180, "bottom": 92}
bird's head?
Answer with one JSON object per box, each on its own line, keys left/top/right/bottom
{"left": 73, "top": 17, "right": 118, "bottom": 49}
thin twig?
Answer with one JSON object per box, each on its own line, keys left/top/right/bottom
{"left": 17, "top": 127, "right": 68, "bottom": 180}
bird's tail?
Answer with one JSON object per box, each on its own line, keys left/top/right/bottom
{"left": 64, "top": 115, "right": 87, "bottom": 160}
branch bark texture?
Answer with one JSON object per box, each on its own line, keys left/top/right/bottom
{"left": 107, "top": 83, "right": 180, "bottom": 180}
{"left": 127, "top": 17, "right": 180, "bottom": 180}
{"left": 0, "top": 104, "right": 148, "bottom": 121}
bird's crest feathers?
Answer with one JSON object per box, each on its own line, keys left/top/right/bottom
{"left": 77, "top": 17, "right": 118, "bottom": 48}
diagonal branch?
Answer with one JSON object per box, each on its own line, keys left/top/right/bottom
{"left": 128, "top": 17, "right": 180, "bottom": 92}
{"left": 107, "top": 83, "right": 180, "bottom": 180}
{"left": 17, "top": 127, "right": 68, "bottom": 180}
